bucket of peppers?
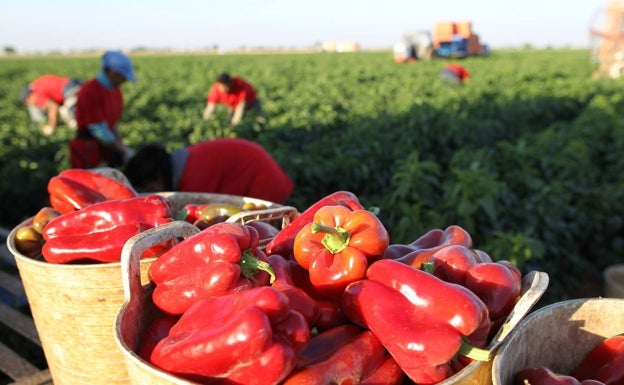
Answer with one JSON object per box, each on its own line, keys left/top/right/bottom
{"left": 492, "top": 297, "right": 624, "bottom": 385}
{"left": 7, "top": 168, "right": 294, "bottom": 385}
{"left": 113, "top": 190, "right": 549, "bottom": 385}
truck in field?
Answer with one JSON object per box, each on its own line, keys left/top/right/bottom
{"left": 394, "top": 20, "right": 488, "bottom": 62}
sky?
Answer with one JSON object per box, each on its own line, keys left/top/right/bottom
{"left": 0, "top": 0, "right": 612, "bottom": 53}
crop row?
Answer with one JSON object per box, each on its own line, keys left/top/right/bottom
{"left": 0, "top": 49, "right": 622, "bottom": 303}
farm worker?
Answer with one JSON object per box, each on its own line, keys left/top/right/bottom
{"left": 123, "top": 138, "right": 294, "bottom": 204}
{"left": 440, "top": 63, "right": 470, "bottom": 86}
{"left": 70, "top": 50, "right": 136, "bottom": 169}
{"left": 202, "top": 73, "right": 267, "bottom": 126}
{"left": 19, "top": 75, "right": 82, "bottom": 136}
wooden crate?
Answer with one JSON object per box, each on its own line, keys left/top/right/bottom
{"left": 434, "top": 21, "right": 456, "bottom": 48}
{"left": 456, "top": 21, "right": 473, "bottom": 38}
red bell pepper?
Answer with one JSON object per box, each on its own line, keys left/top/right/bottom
{"left": 294, "top": 324, "right": 362, "bottom": 368}
{"left": 138, "top": 314, "right": 180, "bottom": 362}
{"left": 361, "top": 355, "right": 406, "bottom": 385}
{"left": 383, "top": 243, "right": 421, "bottom": 260}
{"left": 286, "top": 259, "right": 349, "bottom": 331}
{"left": 464, "top": 261, "right": 523, "bottom": 321}
{"left": 42, "top": 194, "right": 172, "bottom": 240}
{"left": 429, "top": 244, "right": 480, "bottom": 285}
{"left": 384, "top": 225, "right": 473, "bottom": 268}
{"left": 515, "top": 367, "right": 606, "bottom": 385}
{"left": 288, "top": 257, "right": 326, "bottom": 300}
{"left": 48, "top": 176, "right": 104, "bottom": 213}
{"left": 48, "top": 194, "right": 78, "bottom": 215}
{"left": 149, "top": 221, "right": 261, "bottom": 284}
{"left": 572, "top": 334, "right": 624, "bottom": 385}
{"left": 293, "top": 204, "right": 389, "bottom": 298}
{"left": 47, "top": 168, "right": 137, "bottom": 213}
{"left": 150, "top": 286, "right": 310, "bottom": 385}
{"left": 312, "top": 298, "right": 349, "bottom": 332}
{"left": 180, "top": 203, "right": 200, "bottom": 223}
{"left": 247, "top": 220, "right": 280, "bottom": 242}
{"left": 149, "top": 222, "right": 276, "bottom": 315}
{"left": 342, "top": 258, "right": 491, "bottom": 384}
{"left": 283, "top": 324, "right": 404, "bottom": 385}
{"left": 473, "top": 248, "right": 494, "bottom": 263}
{"left": 265, "top": 191, "right": 364, "bottom": 259}
{"left": 43, "top": 223, "right": 151, "bottom": 263}
{"left": 40, "top": 195, "right": 173, "bottom": 264}
{"left": 268, "top": 254, "right": 320, "bottom": 326}
{"left": 58, "top": 168, "right": 137, "bottom": 199}
{"left": 427, "top": 247, "right": 523, "bottom": 329}
{"left": 367, "top": 259, "right": 490, "bottom": 338}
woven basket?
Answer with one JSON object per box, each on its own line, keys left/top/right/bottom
{"left": 492, "top": 297, "right": 624, "bottom": 385}
{"left": 115, "top": 220, "right": 549, "bottom": 385}
{"left": 7, "top": 192, "right": 291, "bottom": 385}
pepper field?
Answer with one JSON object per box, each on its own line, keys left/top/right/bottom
{"left": 0, "top": 48, "right": 623, "bottom": 304}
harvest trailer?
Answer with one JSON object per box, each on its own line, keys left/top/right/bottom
{"left": 394, "top": 20, "right": 488, "bottom": 62}
{"left": 434, "top": 21, "right": 488, "bottom": 58}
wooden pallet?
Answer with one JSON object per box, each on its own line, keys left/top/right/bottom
{"left": 0, "top": 227, "right": 53, "bottom": 385}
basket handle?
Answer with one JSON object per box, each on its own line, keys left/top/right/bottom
{"left": 227, "top": 206, "right": 299, "bottom": 246}
{"left": 226, "top": 205, "right": 298, "bottom": 228}
{"left": 120, "top": 221, "right": 200, "bottom": 303}
{"left": 487, "top": 270, "right": 550, "bottom": 351}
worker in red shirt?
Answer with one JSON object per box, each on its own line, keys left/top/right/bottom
{"left": 441, "top": 63, "right": 470, "bottom": 86}
{"left": 123, "top": 138, "right": 294, "bottom": 204}
{"left": 70, "top": 50, "right": 136, "bottom": 169}
{"left": 20, "top": 74, "right": 82, "bottom": 136}
{"left": 202, "top": 73, "right": 266, "bottom": 126}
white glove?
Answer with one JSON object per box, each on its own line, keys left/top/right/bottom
{"left": 41, "top": 125, "right": 54, "bottom": 136}
{"left": 59, "top": 105, "right": 70, "bottom": 123}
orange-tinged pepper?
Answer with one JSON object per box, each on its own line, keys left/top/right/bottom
{"left": 293, "top": 204, "right": 389, "bottom": 298}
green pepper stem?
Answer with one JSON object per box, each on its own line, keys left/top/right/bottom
{"left": 421, "top": 261, "right": 435, "bottom": 274}
{"left": 240, "top": 249, "right": 276, "bottom": 284}
{"left": 311, "top": 222, "right": 350, "bottom": 254}
{"left": 175, "top": 209, "right": 189, "bottom": 221}
{"left": 457, "top": 339, "right": 491, "bottom": 362}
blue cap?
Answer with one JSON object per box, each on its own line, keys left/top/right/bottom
{"left": 102, "top": 50, "right": 137, "bottom": 82}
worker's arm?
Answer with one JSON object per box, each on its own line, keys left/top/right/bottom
{"left": 202, "top": 103, "right": 216, "bottom": 120}
{"left": 88, "top": 122, "right": 116, "bottom": 144}
{"left": 89, "top": 123, "right": 133, "bottom": 164}
{"left": 231, "top": 101, "right": 246, "bottom": 126}
{"left": 41, "top": 100, "right": 60, "bottom": 135}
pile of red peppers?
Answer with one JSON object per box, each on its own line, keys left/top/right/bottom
{"left": 28, "top": 173, "right": 529, "bottom": 384}
{"left": 136, "top": 190, "right": 525, "bottom": 385}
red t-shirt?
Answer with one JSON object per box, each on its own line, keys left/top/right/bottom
{"left": 74, "top": 77, "right": 123, "bottom": 133}
{"left": 446, "top": 64, "right": 470, "bottom": 81}
{"left": 29, "top": 75, "right": 70, "bottom": 109}
{"left": 178, "top": 139, "right": 294, "bottom": 204}
{"left": 206, "top": 77, "right": 257, "bottom": 108}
